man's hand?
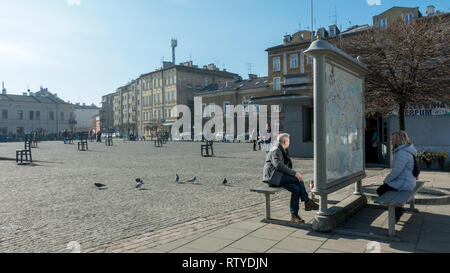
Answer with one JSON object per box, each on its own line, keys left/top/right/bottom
{"left": 295, "top": 172, "right": 304, "bottom": 182}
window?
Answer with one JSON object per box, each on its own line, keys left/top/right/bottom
{"left": 303, "top": 107, "right": 314, "bottom": 142}
{"left": 29, "top": 111, "right": 34, "bottom": 120}
{"left": 36, "top": 111, "right": 40, "bottom": 120}
{"left": 17, "top": 110, "right": 23, "bottom": 120}
{"left": 273, "top": 56, "right": 281, "bottom": 72}
{"left": 2, "top": 110, "right": 7, "bottom": 120}
{"left": 404, "top": 13, "right": 414, "bottom": 24}
{"left": 60, "top": 112, "right": 64, "bottom": 120}
{"left": 290, "top": 54, "right": 298, "bottom": 69}
{"left": 273, "top": 105, "right": 282, "bottom": 113}
{"left": 273, "top": 77, "right": 281, "bottom": 91}
{"left": 202, "top": 103, "right": 207, "bottom": 118}
{"left": 223, "top": 101, "right": 230, "bottom": 116}
{"left": 307, "top": 56, "right": 313, "bottom": 65}
{"left": 210, "top": 103, "right": 215, "bottom": 117}
{"left": 378, "top": 18, "right": 387, "bottom": 29}
{"left": 242, "top": 100, "right": 249, "bottom": 112}
{"left": 50, "top": 111, "right": 54, "bottom": 120}
{"left": 204, "top": 77, "right": 209, "bottom": 87}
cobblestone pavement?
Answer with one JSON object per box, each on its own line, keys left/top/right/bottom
{"left": 0, "top": 140, "right": 385, "bottom": 252}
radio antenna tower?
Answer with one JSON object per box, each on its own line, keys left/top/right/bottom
{"left": 171, "top": 38, "right": 178, "bottom": 64}
{"left": 245, "top": 63, "right": 252, "bottom": 75}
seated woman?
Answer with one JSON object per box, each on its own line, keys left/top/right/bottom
{"left": 377, "top": 131, "right": 417, "bottom": 196}
{"left": 263, "top": 133, "right": 319, "bottom": 223}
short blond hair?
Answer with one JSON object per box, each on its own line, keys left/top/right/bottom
{"left": 277, "top": 133, "right": 290, "bottom": 144}
{"left": 392, "top": 131, "right": 411, "bottom": 146}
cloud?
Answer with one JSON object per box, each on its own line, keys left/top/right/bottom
{"left": 367, "top": 0, "right": 381, "bottom": 5}
{"left": 0, "top": 41, "right": 47, "bottom": 65}
{"left": 0, "top": 41, "right": 33, "bottom": 60}
{"left": 67, "top": 0, "right": 81, "bottom": 6}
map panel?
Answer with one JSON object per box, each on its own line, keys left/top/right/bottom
{"left": 325, "top": 61, "right": 364, "bottom": 183}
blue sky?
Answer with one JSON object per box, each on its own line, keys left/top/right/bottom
{"left": 0, "top": 0, "right": 448, "bottom": 105}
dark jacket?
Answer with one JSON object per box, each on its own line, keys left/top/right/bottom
{"left": 262, "top": 145, "right": 297, "bottom": 186}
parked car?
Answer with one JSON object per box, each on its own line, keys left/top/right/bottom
{"left": 214, "top": 132, "right": 224, "bottom": 142}
{"left": 225, "top": 133, "right": 234, "bottom": 142}
{"left": 194, "top": 132, "right": 204, "bottom": 142}
{"left": 173, "top": 132, "right": 191, "bottom": 141}
{"left": 236, "top": 132, "right": 250, "bottom": 142}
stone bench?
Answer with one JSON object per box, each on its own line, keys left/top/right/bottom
{"left": 251, "top": 175, "right": 313, "bottom": 220}
{"left": 374, "top": 181, "right": 425, "bottom": 237}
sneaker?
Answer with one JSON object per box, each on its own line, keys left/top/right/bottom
{"left": 290, "top": 214, "right": 305, "bottom": 224}
{"left": 305, "top": 199, "right": 319, "bottom": 211}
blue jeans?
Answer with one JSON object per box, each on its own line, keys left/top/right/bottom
{"left": 264, "top": 143, "right": 271, "bottom": 154}
{"left": 279, "top": 174, "right": 310, "bottom": 215}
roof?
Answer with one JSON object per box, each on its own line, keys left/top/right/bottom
{"left": 196, "top": 77, "right": 269, "bottom": 94}
{"left": 373, "top": 6, "right": 420, "bottom": 17}
{"left": 266, "top": 40, "right": 311, "bottom": 52}
{"left": 74, "top": 104, "right": 100, "bottom": 110}
{"left": 0, "top": 93, "right": 70, "bottom": 104}
{"left": 139, "top": 64, "right": 240, "bottom": 79}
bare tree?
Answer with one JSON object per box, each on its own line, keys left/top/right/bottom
{"left": 338, "top": 14, "right": 450, "bottom": 130}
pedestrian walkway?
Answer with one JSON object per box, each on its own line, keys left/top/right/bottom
{"left": 85, "top": 171, "right": 450, "bottom": 253}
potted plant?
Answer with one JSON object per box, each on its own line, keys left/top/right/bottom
{"left": 436, "top": 150, "right": 447, "bottom": 170}
{"left": 419, "top": 151, "right": 435, "bottom": 169}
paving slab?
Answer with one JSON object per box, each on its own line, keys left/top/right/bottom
{"left": 247, "top": 225, "right": 296, "bottom": 241}
{"left": 207, "top": 227, "right": 253, "bottom": 241}
{"left": 183, "top": 236, "right": 234, "bottom": 252}
{"left": 272, "top": 236, "right": 324, "bottom": 253}
{"left": 319, "top": 235, "right": 371, "bottom": 253}
{"left": 228, "top": 236, "right": 279, "bottom": 252}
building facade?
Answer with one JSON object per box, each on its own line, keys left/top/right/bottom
{"left": 195, "top": 75, "right": 269, "bottom": 139}
{"left": 100, "top": 93, "right": 115, "bottom": 132}
{"left": 0, "top": 87, "right": 75, "bottom": 137}
{"left": 109, "top": 61, "right": 239, "bottom": 138}
{"left": 74, "top": 103, "right": 99, "bottom": 132}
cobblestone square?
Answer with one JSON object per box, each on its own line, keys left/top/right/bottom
{"left": 0, "top": 140, "right": 387, "bottom": 252}
{"left": 0, "top": 141, "right": 305, "bottom": 252}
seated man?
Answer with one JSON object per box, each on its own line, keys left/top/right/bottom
{"left": 263, "top": 133, "right": 319, "bottom": 223}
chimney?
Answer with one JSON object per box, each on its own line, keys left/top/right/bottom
{"left": 426, "top": 5, "right": 435, "bottom": 16}
{"left": 248, "top": 74, "right": 258, "bottom": 80}
{"left": 283, "top": 34, "right": 292, "bottom": 45}
{"left": 328, "top": 25, "right": 340, "bottom": 37}
{"left": 1, "top": 81, "right": 6, "bottom": 95}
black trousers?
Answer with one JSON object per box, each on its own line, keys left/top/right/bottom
{"left": 377, "top": 183, "right": 398, "bottom": 197}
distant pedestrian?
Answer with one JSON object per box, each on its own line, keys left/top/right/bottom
{"left": 263, "top": 124, "right": 272, "bottom": 154}
{"left": 63, "top": 130, "right": 68, "bottom": 144}
{"left": 251, "top": 128, "right": 258, "bottom": 151}
{"left": 97, "top": 131, "right": 102, "bottom": 142}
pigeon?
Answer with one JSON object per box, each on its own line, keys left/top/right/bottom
{"left": 136, "top": 178, "right": 144, "bottom": 189}
{"left": 94, "top": 183, "right": 107, "bottom": 188}
{"left": 222, "top": 178, "right": 227, "bottom": 185}
{"left": 175, "top": 174, "right": 180, "bottom": 183}
{"left": 187, "top": 176, "right": 196, "bottom": 183}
